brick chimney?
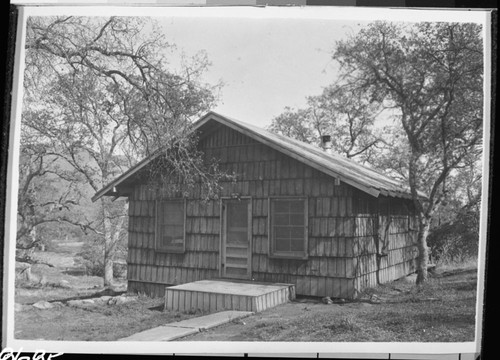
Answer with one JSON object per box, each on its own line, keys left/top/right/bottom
{"left": 320, "top": 135, "right": 332, "bottom": 151}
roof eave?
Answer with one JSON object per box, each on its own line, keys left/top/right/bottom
{"left": 92, "top": 111, "right": 417, "bottom": 201}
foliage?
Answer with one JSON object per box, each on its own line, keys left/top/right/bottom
{"left": 427, "top": 203, "right": 480, "bottom": 263}
{"left": 269, "top": 83, "right": 385, "bottom": 165}
{"left": 21, "top": 16, "right": 224, "bottom": 284}
{"left": 269, "top": 21, "right": 483, "bottom": 282}
{"left": 77, "top": 241, "right": 105, "bottom": 277}
{"left": 16, "top": 146, "right": 87, "bottom": 259}
{"left": 77, "top": 221, "right": 127, "bottom": 278}
{"left": 332, "top": 21, "right": 483, "bottom": 283}
{"left": 427, "top": 151, "right": 481, "bottom": 263}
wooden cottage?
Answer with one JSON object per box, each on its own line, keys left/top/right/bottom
{"left": 93, "top": 112, "right": 421, "bottom": 299}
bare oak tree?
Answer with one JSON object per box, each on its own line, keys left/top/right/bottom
{"left": 22, "top": 16, "right": 225, "bottom": 285}
{"left": 333, "top": 21, "right": 483, "bottom": 284}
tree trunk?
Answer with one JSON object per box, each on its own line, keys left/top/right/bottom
{"left": 104, "top": 255, "right": 114, "bottom": 287}
{"left": 102, "top": 201, "right": 115, "bottom": 287}
{"left": 101, "top": 198, "right": 126, "bottom": 287}
{"left": 416, "top": 216, "right": 431, "bottom": 285}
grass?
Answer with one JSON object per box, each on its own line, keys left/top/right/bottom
{"left": 14, "top": 250, "right": 199, "bottom": 341}
{"left": 15, "top": 295, "right": 196, "bottom": 341}
{"left": 14, "top": 253, "right": 478, "bottom": 342}
{"left": 180, "top": 264, "right": 478, "bottom": 342}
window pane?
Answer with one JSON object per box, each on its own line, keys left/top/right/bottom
{"left": 227, "top": 202, "right": 248, "bottom": 227}
{"left": 164, "top": 202, "right": 183, "bottom": 224}
{"left": 161, "top": 234, "right": 183, "bottom": 249}
{"left": 157, "top": 200, "right": 184, "bottom": 251}
{"left": 228, "top": 229, "right": 247, "bottom": 243}
{"left": 227, "top": 200, "right": 249, "bottom": 244}
{"left": 289, "top": 200, "right": 304, "bottom": 213}
{"left": 274, "top": 214, "right": 290, "bottom": 226}
{"left": 289, "top": 226, "right": 304, "bottom": 238}
{"left": 275, "top": 238, "right": 290, "bottom": 252}
{"left": 274, "top": 226, "right": 290, "bottom": 238}
{"left": 290, "top": 239, "right": 304, "bottom": 252}
{"left": 271, "top": 198, "right": 306, "bottom": 257}
{"left": 290, "top": 214, "right": 304, "bottom": 226}
{"left": 274, "top": 200, "right": 290, "bottom": 213}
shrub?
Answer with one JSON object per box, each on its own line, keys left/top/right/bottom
{"left": 77, "top": 242, "right": 128, "bottom": 278}
{"left": 428, "top": 203, "right": 480, "bottom": 264}
{"left": 78, "top": 242, "right": 105, "bottom": 277}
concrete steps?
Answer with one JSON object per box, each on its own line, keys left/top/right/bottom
{"left": 164, "top": 279, "right": 295, "bottom": 313}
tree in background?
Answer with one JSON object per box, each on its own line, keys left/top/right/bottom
{"left": 427, "top": 152, "right": 482, "bottom": 263}
{"left": 16, "top": 148, "right": 80, "bottom": 260}
{"left": 269, "top": 83, "right": 384, "bottom": 165}
{"left": 22, "top": 16, "right": 227, "bottom": 286}
{"left": 333, "top": 21, "right": 483, "bottom": 284}
{"left": 270, "top": 21, "right": 483, "bottom": 284}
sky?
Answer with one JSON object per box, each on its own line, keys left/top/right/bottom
{"left": 159, "top": 16, "right": 365, "bottom": 127}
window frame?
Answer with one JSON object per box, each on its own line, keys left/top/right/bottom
{"left": 155, "top": 198, "right": 186, "bottom": 254}
{"left": 268, "top": 196, "right": 309, "bottom": 260}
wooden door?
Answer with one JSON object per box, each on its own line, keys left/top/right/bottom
{"left": 221, "top": 199, "right": 251, "bottom": 279}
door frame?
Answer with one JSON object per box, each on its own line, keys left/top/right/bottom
{"left": 219, "top": 196, "right": 252, "bottom": 279}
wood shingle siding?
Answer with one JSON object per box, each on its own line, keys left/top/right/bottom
{"left": 97, "top": 112, "right": 420, "bottom": 300}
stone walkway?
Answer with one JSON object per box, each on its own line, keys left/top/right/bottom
{"left": 118, "top": 310, "right": 253, "bottom": 341}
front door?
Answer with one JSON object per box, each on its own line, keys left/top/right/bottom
{"left": 221, "top": 199, "right": 251, "bottom": 279}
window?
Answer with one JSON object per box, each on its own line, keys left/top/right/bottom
{"left": 156, "top": 200, "right": 185, "bottom": 253}
{"left": 269, "top": 198, "right": 308, "bottom": 259}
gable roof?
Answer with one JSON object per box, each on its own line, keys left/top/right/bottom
{"left": 92, "top": 111, "right": 424, "bottom": 202}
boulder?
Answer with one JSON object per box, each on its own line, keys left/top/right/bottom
{"left": 401, "top": 274, "right": 417, "bottom": 283}
{"left": 67, "top": 299, "right": 95, "bottom": 307}
{"left": 94, "top": 296, "right": 112, "bottom": 305}
{"left": 39, "top": 275, "right": 48, "bottom": 286}
{"left": 322, "top": 296, "right": 334, "bottom": 305}
{"left": 58, "top": 280, "right": 71, "bottom": 288}
{"left": 32, "top": 301, "right": 54, "bottom": 310}
{"left": 67, "top": 300, "right": 79, "bottom": 307}
{"left": 109, "top": 295, "right": 137, "bottom": 305}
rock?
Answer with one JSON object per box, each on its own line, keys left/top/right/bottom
{"left": 94, "top": 296, "right": 112, "bottom": 305}
{"left": 81, "top": 299, "right": 95, "bottom": 305}
{"left": 114, "top": 296, "right": 130, "bottom": 305}
{"left": 330, "top": 298, "right": 345, "bottom": 305}
{"left": 109, "top": 295, "right": 137, "bottom": 305}
{"left": 15, "top": 262, "right": 31, "bottom": 271}
{"left": 68, "top": 299, "right": 93, "bottom": 307}
{"left": 59, "top": 280, "right": 71, "bottom": 288}
{"left": 32, "top": 301, "right": 54, "bottom": 310}
{"left": 110, "top": 284, "right": 127, "bottom": 293}
{"left": 14, "top": 303, "right": 25, "bottom": 312}
{"left": 39, "top": 275, "right": 48, "bottom": 286}
{"left": 51, "top": 301, "right": 64, "bottom": 307}
{"left": 322, "top": 296, "right": 334, "bottom": 304}
{"left": 67, "top": 300, "right": 79, "bottom": 307}
{"left": 107, "top": 297, "right": 117, "bottom": 305}
{"left": 358, "top": 302, "right": 372, "bottom": 307}
{"left": 401, "top": 274, "right": 417, "bottom": 283}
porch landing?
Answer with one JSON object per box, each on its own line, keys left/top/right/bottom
{"left": 164, "top": 279, "right": 295, "bottom": 313}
